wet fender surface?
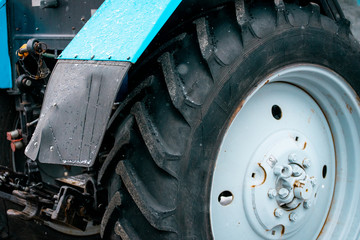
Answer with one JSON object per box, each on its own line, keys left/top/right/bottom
{"left": 25, "top": 60, "right": 131, "bottom": 167}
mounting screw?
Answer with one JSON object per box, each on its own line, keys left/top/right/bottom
{"left": 292, "top": 165, "right": 302, "bottom": 177}
{"left": 274, "top": 208, "right": 284, "bottom": 218}
{"left": 304, "top": 200, "right": 312, "bottom": 209}
{"left": 288, "top": 153, "right": 297, "bottom": 163}
{"left": 268, "top": 189, "right": 277, "bottom": 199}
{"left": 278, "top": 188, "right": 290, "bottom": 199}
{"left": 303, "top": 159, "right": 311, "bottom": 168}
{"left": 289, "top": 212, "right": 298, "bottom": 222}
{"left": 25, "top": 80, "right": 32, "bottom": 87}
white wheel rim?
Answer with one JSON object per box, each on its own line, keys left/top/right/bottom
{"left": 210, "top": 64, "right": 360, "bottom": 240}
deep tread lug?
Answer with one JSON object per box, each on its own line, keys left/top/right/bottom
{"left": 100, "top": 191, "right": 122, "bottom": 238}
{"left": 98, "top": 115, "right": 135, "bottom": 184}
{"left": 131, "top": 102, "right": 180, "bottom": 177}
{"left": 114, "top": 219, "right": 141, "bottom": 240}
{"left": 116, "top": 160, "right": 177, "bottom": 233}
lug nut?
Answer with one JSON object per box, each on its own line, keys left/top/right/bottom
{"left": 292, "top": 165, "right": 302, "bottom": 177}
{"left": 268, "top": 188, "right": 277, "bottom": 199}
{"left": 278, "top": 188, "right": 290, "bottom": 199}
{"left": 303, "top": 159, "right": 311, "bottom": 168}
{"left": 304, "top": 200, "right": 312, "bottom": 209}
{"left": 288, "top": 153, "right": 297, "bottom": 163}
{"left": 274, "top": 208, "right": 284, "bottom": 218}
{"left": 289, "top": 212, "right": 298, "bottom": 222}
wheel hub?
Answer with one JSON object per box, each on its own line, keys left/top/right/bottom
{"left": 209, "top": 65, "right": 359, "bottom": 240}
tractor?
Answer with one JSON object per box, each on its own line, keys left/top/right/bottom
{"left": 0, "top": 0, "right": 360, "bottom": 239}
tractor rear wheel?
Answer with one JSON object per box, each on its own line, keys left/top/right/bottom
{"left": 100, "top": 1, "right": 360, "bottom": 239}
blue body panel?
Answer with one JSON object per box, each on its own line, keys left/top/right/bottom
{"left": 59, "top": 0, "right": 182, "bottom": 63}
{"left": 0, "top": 0, "right": 12, "bottom": 89}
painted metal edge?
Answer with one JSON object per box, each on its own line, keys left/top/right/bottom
{"left": 0, "top": 0, "right": 13, "bottom": 89}
{"left": 59, "top": 0, "right": 182, "bottom": 63}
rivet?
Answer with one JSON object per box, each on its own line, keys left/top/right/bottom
{"left": 126, "top": 56, "right": 130, "bottom": 60}
{"left": 91, "top": 55, "right": 95, "bottom": 60}
{"left": 50, "top": 146, "right": 54, "bottom": 151}
{"left": 108, "top": 56, "right": 112, "bottom": 59}
{"left": 74, "top": 54, "right": 78, "bottom": 58}
{"left": 34, "top": 142, "right": 38, "bottom": 147}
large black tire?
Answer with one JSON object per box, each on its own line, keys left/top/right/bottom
{"left": 99, "top": 0, "right": 360, "bottom": 239}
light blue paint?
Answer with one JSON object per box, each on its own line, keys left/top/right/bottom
{"left": 59, "top": 0, "right": 182, "bottom": 63}
{"left": 0, "top": 0, "right": 12, "bottom": 89}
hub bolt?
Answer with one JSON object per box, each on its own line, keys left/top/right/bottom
{"left": 303, "top": 159, "right": 311, "bottom": 168}
{"left": 304, "top": 200, "right": 312, "bottom": 209}
{"left": 268, "top": 188, "right": 277, "bottom": 199}
{"left": 274, "top": 165, "right": 292, "bottom": 178}
{"left": 274, "top": 208, "right": 284, "bottom": 218}
{"left": 289, "top": 212, "right": 298, "bottom": 222}
{"left": 288, "top": 153, "right": 297, "bottom": 163}
{"left": 278, "top": 188, "right": 290, "bottom": 199}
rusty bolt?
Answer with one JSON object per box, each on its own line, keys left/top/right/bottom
{"left": 288, "top": 153, "right": 297, "bottom": 163}
{"left": 274, "top": 208, "right": 284, "bottom": 218}
{"left": 303, "top": 159, "right": 311, "bottom": 168}
{"left": 278, "top": 188, "right": 290, "bottom": 199}
{"left": 268, "top": 189, "right": 277, "bottom": 199}
{"left": 289, "top": 212, "right": 298, "bottom": 222}
{"left": 304, "top": 200, "right": 312, "bottom": 209}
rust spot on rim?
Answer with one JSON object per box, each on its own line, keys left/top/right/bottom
{"left": 346, "top": 103, "right": 353, "bottom": 114}
{"left": 303, "top": 142, "right": 307, "bottom": 150}
{"left": 251, "top": 163, "right": 267, "bottom": 188}
{"left": 228, "top": 99, "right": 246, "bottom": 128}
